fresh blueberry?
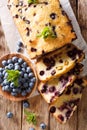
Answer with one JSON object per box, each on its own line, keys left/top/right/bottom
{"left": 4, "top": 85, "right": 11, "bottom": 92}
{"left": 0, "top": 72, "right": 3, "bottom": 78}
{"left": 2, "top": 60, "right": 7, "bottom": 66}
{"left": 24, "top": 82, "right": 28, "bottom": 88}
{"left": 17, "top": 88, "right": 21, "bottom": 94}
{"left": 10, "top": 82, "right": 15, "bottom": 88}
{"left": 12, "top": 88, "right": 18, "bottom": 93}
{"left": 14, "top": 63, "right": 19, "bottom": 66}
{"left": 3, "top": 79, "right": 9, "bottom": 85}
{"left": 1, "top": 82, "right": 4, "bottom": 86}
{"left": 24, "top": 73, "right": 28, "bottom": 79}
{"left": 4, "top": 73, "right": 8, "bottom": 79}
{"left": 21, "top": 77, "right": 26, "bottom": 83}
{"left": 23, "top": 100, "right": 30, "bottom": 108}
{"left": 21, "top": 68, "right": 26, "bottom": 72}
{"left": 12, "top": 56, "right": 18, "bottom": 63}
{"left": 11, "top": 92, "right": 18, "bottom": 96}
{"left": 16, "top": 47, "right": 23, "bottom": 53}
{"left": 8, "top": 64, "right": 14, "bottom": 69}
{"left": 26, "top": 67, "right": 31, "bottom": 73}
{"left": 18, "top": 77, "right": 23, "bottom": 83}
{"left": 21, "top": 91, "right": 27, "bottom": 96}
{"left": 0, "top": 67, "right": 4, "bottom": 72}
{"left": 28, "top": 72, "right": 34, "bottom": 78}
{"left": 18, "top": 58, "right": 23, "bottom": 64}
{"left": 29, "top": 127, "right": 35, "bottom": 130}
{"left": 21, "top": 62, "right": 27, "bottom": 68}
{"left": 2, "top": 79, "right": 6, "bottom": 86}
{"left": 20, "top": 71, "right": 24, "bottom": 77}
{"left": 15, "top": 65, "right": 20, "bottom": 70}
{"left": 17, "top": 41, "right": 23, "bottom": 47}
{"left": 7, "top": 112, "right": 13, "bottom": 118}
{"left": 29, "top": 82, "right": 34, "bottom": 89}
{"left": 40, "top": 123, "right": 46, "bottom": 129}
{"left": 0, "top": 78, "right": 3, "bottom": 83}
{"left": 7, "top": 59, "right": 12, "bottom": 64}
{"left": 2, "top": 86, "right": 5, "bottom": 91}
{"left": 26, "top": 87, "right": 31, "bottom": 93}
{"left": 30, "top": 77, "right": 36, "bottom": 83}
{"left": 19, "top": 82, "right": 23, "bottom": 87}
{"left": 5, "top": 66, "right": 9, "bottom": 69}
{"left": 2, "top": 70, "right": 6, "bottom": 75}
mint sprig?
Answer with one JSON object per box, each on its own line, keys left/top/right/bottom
{"left": 24, "top": 110, "right": 37, "bottom": 125}
{"left": 6, "top": 69, "right": 20, "bottom": 87}
{"left": 28, "top": 0, "right": 38, "bottom": 4}
{"left": 37, "top": 26, "right": 57, "bottom": 39}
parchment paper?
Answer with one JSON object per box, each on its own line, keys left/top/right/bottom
{"left": 0, "top": 0, "right": 87, "bottom": 97}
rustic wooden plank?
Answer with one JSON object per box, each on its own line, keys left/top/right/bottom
{"left": 77, "top": 0, "right": 87, "bottom": 130}
{"left": 78, "top": 0, "right": 87, "bottom": 41}
{"left": 49, "top": 1, "right": 78, "bottom": 130}
{"left": 70, "top": 0, "right": 77, "bottom": 16}
{"left": 0, "top": 21, "right": 22, "bottom": 130}
{"left": 22, "top": 95, "right": 49, "bottom": 130}
{"left": 0, "top": 22, "right": 9, "bottom": 56}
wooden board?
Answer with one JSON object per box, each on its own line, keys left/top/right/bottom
{"left": 0, "top": 0, "right": 87, "bottom": 130}
{"left": 0, "top": 22, "right": 22, "bottom": 130}
{"left": 78, "top": 1, "right": 87, "bottom": 130}
{"left": 22, "top": 96, "right": 49, "bottom": 130}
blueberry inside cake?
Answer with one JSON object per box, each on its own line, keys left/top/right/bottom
{"left": 49, "top": 78, "right": 87, "bottom": 123}
{"left": 36, "top": 44, "right": 85, "bottom": 81}
{"left": 38, "top": 63, "right": 83, "bottom": 103}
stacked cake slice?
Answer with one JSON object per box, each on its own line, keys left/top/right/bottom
{"left": 38, "top": 63, "right": 83, "bottom": 103}
{"left": 36, "top": 44, "right": 84, "bottom": 81}
{"left": 36, "top": 43, "right": 86, "bottom": 123}
{"left": 49, "top": 78, "right": 87, "bottom": 123}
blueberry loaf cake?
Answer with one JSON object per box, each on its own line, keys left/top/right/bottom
{"left": 8, "top": 0, "right": 76, "bottom": 59}
{"left": 36, "top": 44, "right": 85, "bottom": 81}
{"left": 38, "top": 63, "right": 83, "bottom": 103}
{"left": 49, "top": 78, "right": 87, "bottom": 123}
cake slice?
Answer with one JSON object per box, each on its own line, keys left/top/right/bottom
{"left": 38, "top": 63, "right": 83, "bottom": 103}
{"left": 8, "top": 0, "right": 76, "bottom": 59}
{"left": 36, "top": 44, "right": 85, "bottom": 81}
{"left": 49, "top": 78, "right": 87, "bottom": 123}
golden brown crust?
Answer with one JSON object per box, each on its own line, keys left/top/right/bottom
{"left": 0, "top": 53, "right": 38, "bottom": 101}
{"left": 36, "top": 44, "right": 85, "bottom": 82}
{"left": 8, "top": 0, "right": 76, "bottom": 59}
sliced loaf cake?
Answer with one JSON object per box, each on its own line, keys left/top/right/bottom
{"left": 49, "top": 78, "right": 87, "bottom": 123}
{"left": 36, "top": 44, "right": 84, "bottom": 81}
{"left": 38, "top": 63, "right": 83, "bottom": 103}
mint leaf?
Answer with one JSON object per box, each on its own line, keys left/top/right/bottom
{"left": 24, "top": 110, "right": 37, "bottom": 125}
{"left": 6, "top": 69, "right": 20, "bottom": 87}
{"left": 37, "top": 26, "right": 57, "bottom": 39}
{"left": 28, "top": 0, "right": 38, "bottom": 4}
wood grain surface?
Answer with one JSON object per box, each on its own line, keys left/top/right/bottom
{"left": 0, "top": 0, "right": 87, "bottom": 130}
{"left": 77, "top": 1, "right": 87, "bottom": 130}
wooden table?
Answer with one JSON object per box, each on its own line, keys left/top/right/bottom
{"left": 0, "top": 0, "right": 87, "bottom": 130}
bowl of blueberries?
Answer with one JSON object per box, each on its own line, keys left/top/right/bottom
{"left": 0, "top": 53, "right": 38, "bottom": 101}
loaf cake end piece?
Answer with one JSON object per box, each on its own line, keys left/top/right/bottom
{"left": 8, "top": 0, "right": 76, "bottom": 58}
